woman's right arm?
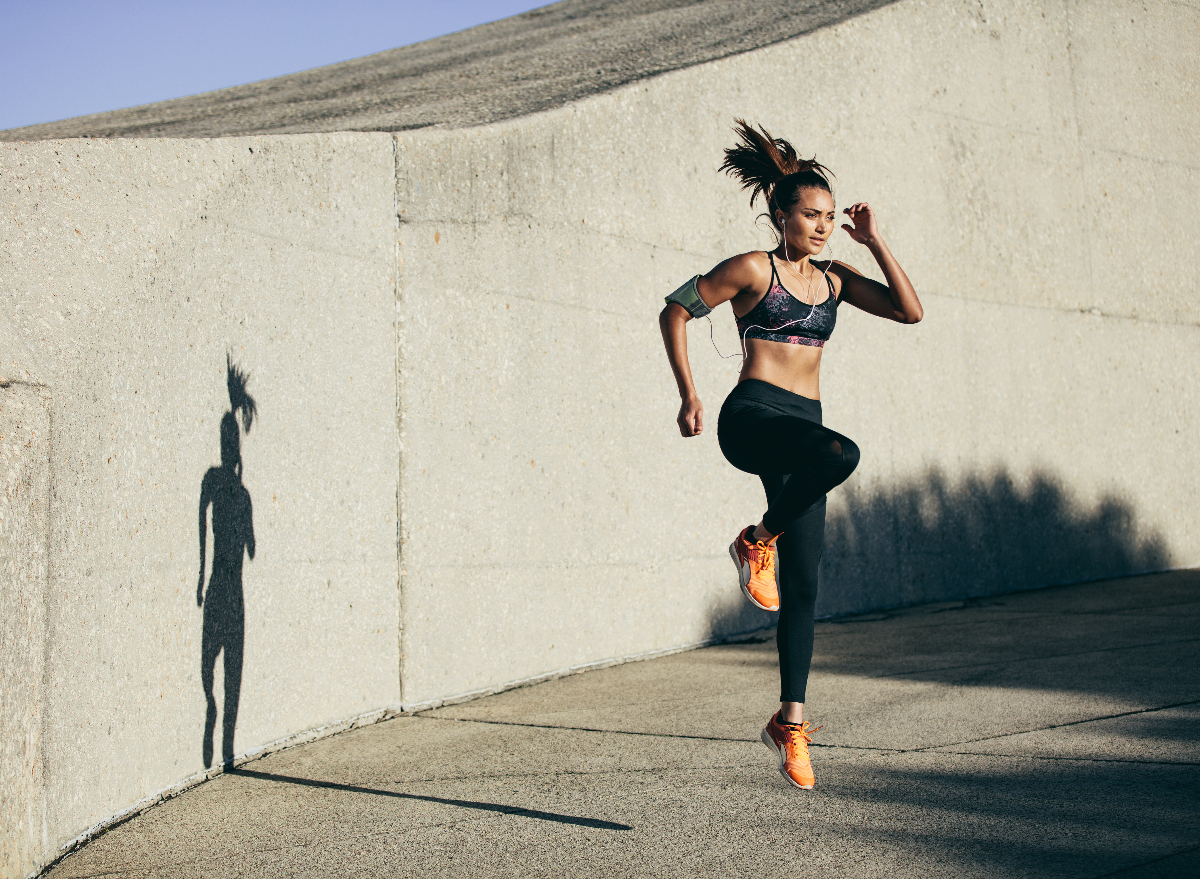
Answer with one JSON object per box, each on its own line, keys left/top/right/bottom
{"left": 658, "top": 253, "right": 767, "bottom": 437}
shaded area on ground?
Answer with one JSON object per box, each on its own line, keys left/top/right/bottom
{"left": 42, "top": 571, "right": 1200, "bottom": 878}
{"left": 0, "top": 0, "right": 898, "bottom": 140}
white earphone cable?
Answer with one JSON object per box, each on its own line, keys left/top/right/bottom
{"left": 707, "top": 222, "right": 835, "bottom": 361}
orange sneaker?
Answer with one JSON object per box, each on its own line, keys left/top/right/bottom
{"left": 729, "top": 526, "right": 780, "bottom": 611}
{"left": 761, "top": 712, "right": 822, "bottom": 790}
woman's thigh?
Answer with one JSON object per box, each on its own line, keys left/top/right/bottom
{"left": 719, "top": 403, "right": 844, "bottom": 477}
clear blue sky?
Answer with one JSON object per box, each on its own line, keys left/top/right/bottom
{"left": 0, "top": 1, "right": 552, "bottom": 131}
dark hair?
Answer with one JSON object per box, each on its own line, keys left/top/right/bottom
{"left": 719, "top": 119, "right": 833, "bottom": 230}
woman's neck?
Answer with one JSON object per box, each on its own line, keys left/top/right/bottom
{"left": 775, "top": 246, "right": 812, "bottom": 275}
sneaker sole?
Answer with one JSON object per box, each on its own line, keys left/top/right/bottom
{"left": 761, "top": 726, "right": 814, "bottom": 790}
{"left": 729, "top": 540, "right": 779, "bottom": 612}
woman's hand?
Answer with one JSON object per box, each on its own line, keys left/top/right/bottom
{"left": 678, "top": 396, "right": 704, "bottom": 437}
{"left": 834, "top": 201, "right": 923, "bottom": 324}
{"left": 841, "top": 202, "right": 881, "bottom": 248}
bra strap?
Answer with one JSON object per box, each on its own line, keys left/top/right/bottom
{"left": 767, "top": 252, "right": 782, "bottom": 289}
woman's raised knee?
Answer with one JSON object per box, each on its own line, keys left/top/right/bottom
{"left": 839, "top": 437, "right": 860, "bottom": 477}
{"left": 821, "top": 436, "right": 859, "bottom": 484}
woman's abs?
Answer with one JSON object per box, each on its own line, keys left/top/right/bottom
{"left": 738, "top": 338, "right": 824, "bottom": 398}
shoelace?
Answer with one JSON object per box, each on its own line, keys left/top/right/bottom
{"left": 753, "top": 539, "right": 776, "bottom": 578}
{"left": 783, "top": 721, "right": 823, "bottom": 753}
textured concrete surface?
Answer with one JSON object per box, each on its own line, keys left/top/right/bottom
{"left": 38, "top": 571, "right": 1200, "bottom": 878}
{"left": 1, "top": 136, "right": 402, "bottom": 879}
{"left": 4, "top": 1, "right": 1199, "bottom": 875}
{"left": 392, "top": 0, "right": 1200, "bottom": 705}
{"left": 0, "top": 0, "right": 898, "bottom": 140}
{"left": 0, "top": 384, "right": 51, "bottom": 878}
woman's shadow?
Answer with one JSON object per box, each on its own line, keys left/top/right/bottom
{"left": 197, "top": 354, "right": 257, "bottom": 769}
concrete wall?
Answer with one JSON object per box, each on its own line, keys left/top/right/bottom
{"left": 1, "top": 135, "right": 401, "bottom": 878}
{"left": 2, "top": 0, "right": 1197, "bottom": 875}
{"left": 392, "top": 0, "right": 1199, "bottom": 704}
{"left": 1, "top": 384, "right": 51, "bottom": 876}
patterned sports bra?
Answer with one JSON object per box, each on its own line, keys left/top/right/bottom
{"left": 735, "top": 253, "right": 838, "bottom": 347}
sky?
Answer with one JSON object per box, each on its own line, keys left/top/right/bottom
{"left": 0, "top": 1, "right": 552, "bottom": 131}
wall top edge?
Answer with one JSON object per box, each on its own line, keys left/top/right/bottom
{"left": 0, "top": 131, "right": 399, "bottom": 149}
{"left": 0, "top": 0, "right": 898, "bottom": 142}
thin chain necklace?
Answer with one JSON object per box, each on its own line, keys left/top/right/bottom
{"left": 779, "top": 241, "right": 818, "bottom": 304}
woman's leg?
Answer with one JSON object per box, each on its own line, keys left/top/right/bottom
{"left": 719, "top": 384, "right": 856, "bottom": 789}
{"left": 721, "top": 405, "right": 859, "bottom": 537}
{"left": 762, "top": 478, "right": 826, "bottom": 719}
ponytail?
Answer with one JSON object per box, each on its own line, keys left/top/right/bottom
{"left": 719, "top": 119, "right": 833, "bottom": 229}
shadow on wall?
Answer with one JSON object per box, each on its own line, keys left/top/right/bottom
{"left": 196, "top": 355, "right": 257, "bottom": 769}
{"left": 703, "top": 465, "right": 1172, "bottom": 640}
{"left": 818, "top": 467, "right": 1172, "bottom": 615}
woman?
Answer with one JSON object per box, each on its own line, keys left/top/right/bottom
{"left": 659, "top": 120, "right": 922, "bottom": 790}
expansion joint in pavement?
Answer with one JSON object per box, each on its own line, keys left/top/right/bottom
{"left": 876, "top": 635, "right": 1200, "bottom": 678}
{"left": 417, "top": 699, "right": 1200, "bottom": 767}
{"left": 414, "top": 713, "right": 759, "bottom": 743}
{"left": 1089, "top": 843, "right": 1200, "bottom": 878}
{"left": 907, "top": 698, "right": 1200, "bottom": 753}
{"left": 933, "top": 749, "right": 1200, "bottom": 767}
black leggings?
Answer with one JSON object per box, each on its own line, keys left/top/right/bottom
{"left": 717, "top": 379, "right": 860, "bottom": 703}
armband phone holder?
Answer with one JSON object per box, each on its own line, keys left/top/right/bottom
{"left": 664, "top": 275, "right": 711, "bottom": 319}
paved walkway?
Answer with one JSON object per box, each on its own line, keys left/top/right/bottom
{"left": 46, "top": 571, "right": 1200, "bottom": 878}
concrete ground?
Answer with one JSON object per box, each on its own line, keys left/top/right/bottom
{"left": 44, "top": 571, "right": 1200, "bottom": 878}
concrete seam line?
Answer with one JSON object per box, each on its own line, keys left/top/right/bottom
{"left": 392, "top": 130, "right": 405, "bottom": 708}
{"left": 874, "top": 636, "right": 1200, "bottom": 678}
{"left": 1089, "top": 843, "right": 1200, "bottom": 879}
{"left": 422, "top": 716, "right": 760, "bottom": 745}
{"left": 399, "top": 626, "right": 776, "bottom": 714}
{"left": 907, "top": 699, "right": 1200, "bottom": 755}
{"left": 927, "top": 750, "right": 1200, "bottom": 768}
{"left": 815, "top": 565, "right": 1200, "bottom": 625}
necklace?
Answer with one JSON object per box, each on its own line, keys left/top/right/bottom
{"left": 779, "top": 246, "right": 818, "bottom": 304}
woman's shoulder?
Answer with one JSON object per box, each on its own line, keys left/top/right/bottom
{"left": 730, "top": 249, "right": 774, "bottom": 268}
{"left": 713, "top": 250, "right": 774, "bottom": 289}
{"left": 806, "top": 259, "right": 854, "bottom": 299}
{"left": 815, "top": 258, "right": 861, "bottom": 276}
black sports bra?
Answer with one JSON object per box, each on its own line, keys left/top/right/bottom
{"left": 735, "top": 253, "right": 838, "bottom": 347}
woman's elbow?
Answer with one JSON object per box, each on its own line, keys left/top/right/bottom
{"left": 660, "top": 302, "right": 690, "bottom": 328}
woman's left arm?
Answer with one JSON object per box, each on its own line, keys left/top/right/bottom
{"left": 834, "top": 202, "right": 923, "bottom": 324}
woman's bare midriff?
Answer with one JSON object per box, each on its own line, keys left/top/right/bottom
{"left": 738, "top": 338, "right": 824, "bottom": 399}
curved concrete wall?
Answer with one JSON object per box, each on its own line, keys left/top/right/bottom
{"left": 1, "top": 135, "right": 402, "bottom": 878}
{"left": 2, "top": 0, "right": 1197, "bottom": 876}
{"left": 392, "top": 0, "right": 1199, "bottom": 704}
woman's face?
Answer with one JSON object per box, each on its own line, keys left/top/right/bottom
{"left": 778, "top": 188, "right": 836, "bottom": 257}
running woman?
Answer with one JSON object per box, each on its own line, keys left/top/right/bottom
{"left": 659, "top": 120, "right": 923, "bottom": 790}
